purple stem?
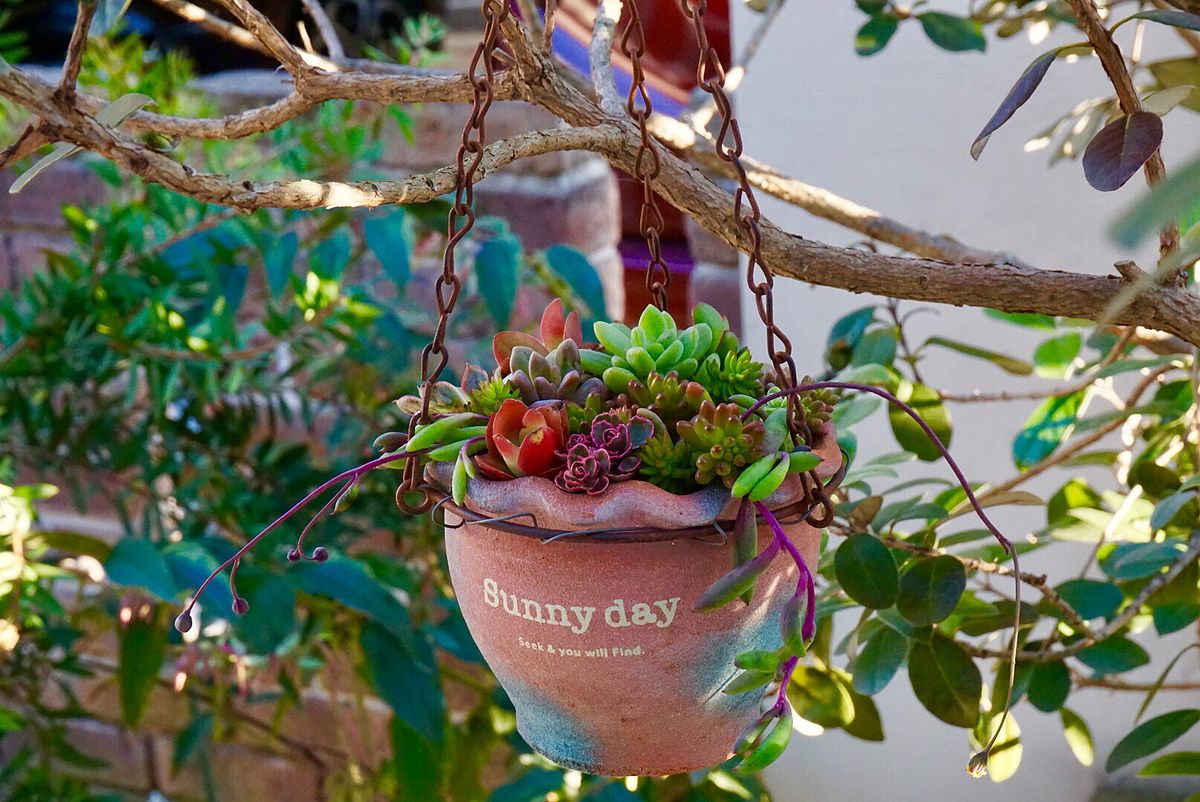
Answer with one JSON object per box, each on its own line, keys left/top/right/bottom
{"left": 177, "top": 450, "right": 411, "bottom": 628}
{"left": 744, "top": 382, "right": 1015, "bottom": 559}
{"left": 755, "top": 502, "right": 814, "bottom": 714}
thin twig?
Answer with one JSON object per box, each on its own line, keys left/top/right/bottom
{"left": 590, "top": 0, "right": 624, "bottom": 116}
{"left": 58, "top": 1, "right": 99, "bottom": 100}
{"left": 300, "top": 0, "right": 345, "bottom": 60}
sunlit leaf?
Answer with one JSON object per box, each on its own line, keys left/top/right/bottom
{"left": 1060, "top": 708, "right": 1094, "bottom": 766}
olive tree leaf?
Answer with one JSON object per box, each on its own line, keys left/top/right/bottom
{"left": 1082, "top": 112, "right": 1164, "bottom": 192}
{"left": 1060, "top": 708, "right": 1095, "bottom": 767}
{"left": 907, "top": 634, "right": 981, "bottom": 728}
{"left": 11, "top": 93, "right": 154, "bottom": 194}
{"left": 96, "top": 0, "right": 134, "bottom": 32}
{"left": 971, "top": 48, "right": 1061, "bottom": 160}
{"left": 1111, "top": 149, "right": 1200, "bottom": 247}
{"left": 834, "top": 534, "right": 899, "bottom": 609}
{"left": 1114, "top": 10, "right": 1200, "bottom": 34}
{"left": 1139, "top": 752, "right": 1200, "bottom": 776}
{"left": 1141, "top": 85, "right": 1197, "bottom": 116}
{"left": 917, "top": 12, "right": 985, "bottom": 52}
{"left": 1147, "top": 58, "right": 1200, "bottom": 112}
{"left": 897, "top": 555, "right": 966, "bottom": 626}
{"left": 1107, "top": 709, "right": 1200, "bottom": 771}
{"left": 923, "top": 336, "right": 1034, "bottom": 375}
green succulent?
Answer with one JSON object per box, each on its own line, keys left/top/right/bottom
{"left": 619, "top": 371, "right": 711, "bottom": 426}
{"left": 695, "top": 341, "right": 764, "bottom": 401}
{"left": 637, "top": 433, "right": 696, "bottom": 494}
{"left": 468, "top": 374, "right": 521, "bottom": 416}
{"left": 677, "top": 401, "right": 766, "bottom": 488}
{"left": 507, "top": 338, "right": 610, "bottom": 405}
{"left": 581, "top": 304, "right": 729, "bottom": 394}
{"left": 797, "top": 377, "right": 840, "bottom": 429}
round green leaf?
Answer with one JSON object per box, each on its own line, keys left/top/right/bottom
{"left": 1027, "top": 661, "right": 1071, "bottom": 712}
{"left": 888, "top": 381, "right": 952, "bottom": 462}
{"left": 835, "top": 534, "right": 899, "bottom": 609}
{"left": 897, "top": 556, "right": 966, "bottom": 626}
{"left": 852, "top": 625, "right": 909, "bottom": 695}
{"left": 787, "top": 666, "right": 855, "bottom": 728}
{"left": 907, "top": 634, "right": 981, "bottom": 728}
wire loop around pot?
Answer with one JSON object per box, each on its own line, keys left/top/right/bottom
{"left": 423, "top": 458, "right": 845, "bottom": 544}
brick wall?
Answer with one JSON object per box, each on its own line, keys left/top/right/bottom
{"left": 1, "top": 60, "right": 743, "bottom": 801}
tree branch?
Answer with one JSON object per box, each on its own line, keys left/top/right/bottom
{"left": 1066, "top": 0, "right": 1178, "bottom": 263}
{"left": 589, "top": 0, "right": 624, "bottom": 116}
{"left": 58, "top": 1, "right": 98, "bottom": 101}
{"left": 299, "top": 0, "right": 346, "bottom": 60}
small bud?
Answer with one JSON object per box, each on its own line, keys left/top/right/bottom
{"left": 232, "top": 597, "right": 249, "bottom": 615}
{"left": 286, "top": 548, "right": 301, "bottom": 562}
{"left": 966, "top": 750, "right": 990, "bottom": 779}
{"left": 174, "top": 612, "right": 193, "bottom": 633}
{"left": 312, "top": 546, "right": 329, "bottom": 563}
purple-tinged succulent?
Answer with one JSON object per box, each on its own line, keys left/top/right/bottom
{"left": 554, "top": 412, "right": 654, "bottom": 494}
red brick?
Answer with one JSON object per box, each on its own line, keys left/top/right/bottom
{"left": 155, "top": 737, "right": 324, "bottom": 802}
{"left": 0, "top": 230, "right": 73, "bottom": 290}
{"left": 61, "top": 719, "right": 152, "bottom": 793}
{"left": 0, "top": 161, "right": 107, "bottom": 229}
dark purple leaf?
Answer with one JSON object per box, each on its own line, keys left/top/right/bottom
{"left": 971, "top": 48, "right": 1059, "bottom": 160}
{"left": 1082, "top": 112, "right": 1164, "bottom": 192}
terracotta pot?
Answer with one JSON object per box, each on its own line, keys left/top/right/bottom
{"left": 441, "top": 425, "right": 841, "bottom": 776}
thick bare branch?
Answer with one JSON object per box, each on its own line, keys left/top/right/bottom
{"left": 211, "top": 0, "right": 312, "bottom": 75}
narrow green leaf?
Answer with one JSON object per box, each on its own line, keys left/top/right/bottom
{"left": 118, "top": 611, "right": 167, "bottom": 728}
{"left": 1139, "top": 751, "right": 1200, "bottom": 776}
{"left": 1108, "top": 710, "right": 1200, "bottom": 771}
{"left": 924, "top": 336, "right": 1033, "bottom": 375}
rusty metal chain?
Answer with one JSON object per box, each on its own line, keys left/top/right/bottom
{"left": 397, "top": 0, "right": 510, "bottom": 514}
{"left": 620, "top": 0, "right": 671, "bottom": 311}
{"left": 677, "top": 0, "right": 831, "bottom": 522}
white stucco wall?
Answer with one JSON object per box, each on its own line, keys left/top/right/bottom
{"left": 729, "top": 5, "right": 1200, "bottom": 800}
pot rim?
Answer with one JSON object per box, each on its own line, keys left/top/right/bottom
{"left": 428, "top": 423, "right": 842, "bottom": 539}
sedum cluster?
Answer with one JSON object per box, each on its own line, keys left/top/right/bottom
{"left": 388, "top": 300, "right": 839, "bottom": 502}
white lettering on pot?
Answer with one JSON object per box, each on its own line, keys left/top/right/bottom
{"left": 481, "top": 578, "right": 680, "bottom": 635}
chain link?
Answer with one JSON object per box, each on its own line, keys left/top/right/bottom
{"left": 620, "top": 0, "right": 671, "bottom": 311}
{"left": 677, "top": 0, "right": 803, "bottom": 437}
{"left": 677, "top": 0, "right": 831, "bottom": 523}
{"left": 397, "top": 0, "right": 510, "bottom": 514}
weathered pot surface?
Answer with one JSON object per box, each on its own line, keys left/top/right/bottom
{"left": 441, "top": 425, "right": 841, "bottom": 776}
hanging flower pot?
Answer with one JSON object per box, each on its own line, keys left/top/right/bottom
{"left": 175, "top": 0, "right": 1023, "bottom": 779}
{"left": 436, "top": 424, "right": 841, "bottom": 776}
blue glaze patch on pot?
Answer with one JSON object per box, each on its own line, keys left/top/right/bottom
{"left": 503, "top": 675, "right": 602, "bottom": 771}
{"left": 688, "top": 592, "right": 789, "bottom": 717}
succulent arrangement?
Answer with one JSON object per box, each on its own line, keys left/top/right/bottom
{"left": 386, "top": 299, "right": 837, "bottom": 506}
